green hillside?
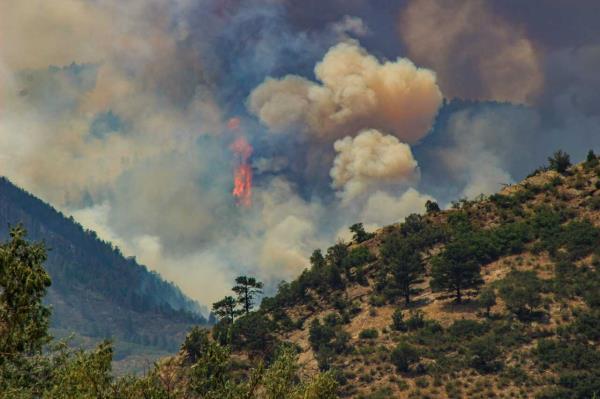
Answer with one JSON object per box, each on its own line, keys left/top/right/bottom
{"left": 0, "top": 177, "right": 207, "bottom": 372}
{"left": 204, "top": 151, "right": 600, "bottom": 398}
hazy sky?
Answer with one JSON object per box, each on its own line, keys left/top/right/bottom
{"left": 1, "top": 0, "right": 599, "bottom": 306}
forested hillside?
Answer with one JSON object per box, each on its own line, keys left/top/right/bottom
{"left": 0, "top": 177, "right": 207, "bottom": 372}
{"left": 204, "top": 150, "right": 600, "bottom": 398}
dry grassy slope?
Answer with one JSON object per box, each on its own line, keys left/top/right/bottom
{"left": 259, "top": 163, "right": 600, "bottom": 398}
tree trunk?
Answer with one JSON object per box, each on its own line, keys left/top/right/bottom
{"left": 456, "top": 286, "right": 462, "bottom": 303}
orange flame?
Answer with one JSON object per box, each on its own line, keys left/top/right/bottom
{"left": 230, "top": 136, "right": 253, "bottom": 207}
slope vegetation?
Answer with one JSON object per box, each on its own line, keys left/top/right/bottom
{"left": 0, "top": 177, "right": 207, "bottom": 373}
{"left": 220, "top": 153, "right": 600, "bottom": 398}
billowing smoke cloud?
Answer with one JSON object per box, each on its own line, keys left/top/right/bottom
{"left": 248, "top": 40, "right": 442, "bottom": 142}
{"left": 399, "top": 0, "right": 542, "bottom": 104}
{"left": 361, "top": 188, "right": 433, "bottom": 228}
{"left": 330, "top": 129, "right": 418, "bottom": 202}
{"left": 0, "top": 0, "right": 221, "bottom": 207}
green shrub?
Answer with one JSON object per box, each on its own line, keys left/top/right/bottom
{"left": 359, "top": 329, "right": 379, "bottom": 340}
{"left": 308, "top": 315, "right": 350, "bottom": 370}
{"left": 585, "top": 149, "right": 598, "bottom": 169}
{"left": 478, "top": 287, "right": 496, "bottom": 317}
{"left": 498, "top": 270, "right": 542, "bottom": 320}
{"left": 572, "top": 309, "right": 600, "bottom": 341}
{"left": 369, "top": 295, "right": 386, "bottom": 307}
{"left": 535, "top": 386, "right": 572, "bottom": 399}
{"left": 534, "top": 339, "right": 600, "bottom": 370}
{"left": 448, "top": 319, "right": 489, "bottom": 339}
{"left": 588, "top": 196, "right": 600, "bottom": 210}
{"left": 391, "top": 342, "right": 420, "bottom": 372}
{"left": 230, "top": 312, "right": 278, "bottom": 356}
{"left": 467, "top": 334, "right": 501, "bottom": 373}
{"left": 425, "top": 200, "right": 440, "bottom": 214}
{"left": 415, "top": 377, "right": 429, "bottom": 388}
{"left": 557, "top": 370, "right": 600, "bottom": 399}
{"left": 405, "top": 310, "right": 426, "bottom": 331}
{"left": 391, "top": 308, "right": 407, "bottom": 332}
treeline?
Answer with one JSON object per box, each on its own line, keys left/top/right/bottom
{"left": 0, "top": 227, "right": 337, "bottom": 398}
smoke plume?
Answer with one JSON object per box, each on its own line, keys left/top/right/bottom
{"left": 330, "top": 129, "right": 419, "bottom": 202}
{"left": 361, "top": 188, "right": 434, "bottom": 228}
{"left": 399, "top": 0, "right": 542, "bottom": 104}
{"left": 248, "top": 41, "right": 442, "bottom": 142}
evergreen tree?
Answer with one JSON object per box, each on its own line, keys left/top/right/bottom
{"left": 325, "top": 242, "right": 349, "bottom": 290}
{"left": 212, "top": 296, "right": 239, "bottom": 323}
{"left": 587, "top": 149, "right": 597, "bottom": 163}
{"left": 0, "top": 225, "right": 337, "bottom": 398}
{"left": 232, "top": 276, "right": 263, "bottom": 315}
{"left": 349, "top": 223, "right": 374, "bottom": 243}
{"left": 380, "top": 234, "right": 424, "bottom": 305}
{"left": 310, "top": 249, "right": 326, "bottom": 270}
{"left": 585, "top": 149, "right": 598, "bottom": 168}
{"left": 391, "top": 342, "right": 420, "bottom": 372}
{"left": 325, "top": 242, "right": 348, "bottom": 269}
{"left": 430, "top": 237, "right": 483, "bottom": 302}
{"left": 548, "top": 150, "right": 571, "bottom": 174}
{"left": 391, "top": 308, "right": 407, "bottom": 332}
{"left": 425, "top": 200, "right": 441, "bottom": 214}
{"left": 181, "top": 327, "right": 211, "bottom": 364}
{"left": 479, "top": 287, "right": 496, "bottom": 317}
{"left": 498, "top": 270, "right": 542, "bottom": 319}
{"left": 0, "top": 225, "right": 51, "bottom": 360}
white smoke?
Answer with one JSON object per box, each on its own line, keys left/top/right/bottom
{"left": 330, "top": 129, "right": 419, "bottom": 203}
{"left": 248, "top": 40, "right": 442, "bottom": 143}
{"left": 361, "top": 188, "right": 434, "bottom": 228}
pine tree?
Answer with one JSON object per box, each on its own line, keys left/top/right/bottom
{"left": 310, "top": 249, "right": 326, "bottom": 270}
{"left": 380, "top": 234, "right": 424, "bottom": 305}
{"left": 548, "top": 149, "right": 571, "bottom": 174}
{"left": 232, "top": 276, "right": 263, "bottom": 315}
{"left": 349, "top": 223, "right": 374, "bottom": 243}
{"left": 212, "top": 296, "right": 239, "bottom": 323}
{"left": 425, "top": 200, "right": 440, "bottom": 214}
{"left": 585, "top": 149, "right": 598, "bottom": 168}
{"left": 430, "top": 238, "right": 483, "bottom": 302}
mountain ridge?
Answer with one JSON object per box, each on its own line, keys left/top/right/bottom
{"left": 0, "top": 176, "right": 208, "bottom": 373}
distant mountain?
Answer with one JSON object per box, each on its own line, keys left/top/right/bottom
{"left": 0, "top": 177, "right": 207, "bottom": 372}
